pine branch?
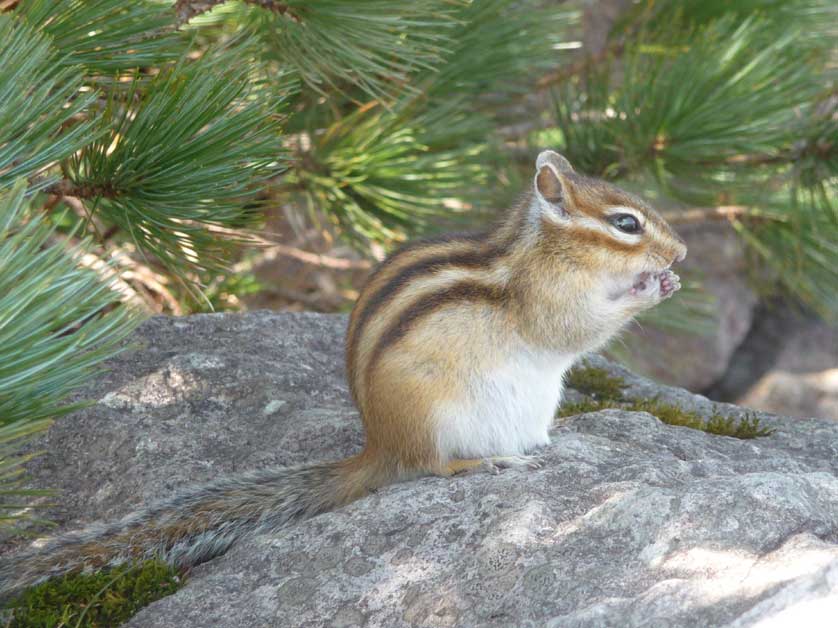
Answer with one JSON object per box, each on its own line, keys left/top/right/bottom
{"left": 287, "top": 98, "right": 489, "bottom": 247}
{"left": 415, "top": 0, "right": 577, "bottom": 100}
{"left": 266, "top": 243, "right": 372, "bottom": 270}
{"left": 206, "top": 224, "right": 372, "bottom": 269}
{"left": 63, "top": 56, "right": 285, "bottom": 284}
{"left": 0, "top": 181, "right": 140, "bottom": 526}
{"left": 0, "top": 15, "right": 98, "bottom": 189}
{"left": 16, "top": 0, "right": 181, "bottom": 73}
{"left": 233, "top": 0, "right": 461, "bottom": 102}
{"left": 174, "top": 0, "right": 295, "bottom": 27}
{"left": 662, "top": 206, "right": 753, "bottom": 225}
{"left": 536, "top": 42, "right": 625, "bottom": 90}
{"left": 44, "top": 180, "right": 117, "bottom": 200}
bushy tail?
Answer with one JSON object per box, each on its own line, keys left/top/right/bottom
{"left": 0, "top": 453, "right": 391, "bottom": 602}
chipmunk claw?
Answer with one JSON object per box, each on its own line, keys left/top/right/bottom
{"left": 483, "top": 455, "right": 545, "bottom": 474}
{"left": 658, "top": 269, "right": 681, "bottom": 299}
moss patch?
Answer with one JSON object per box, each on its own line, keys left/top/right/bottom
{"left": 4, "top": 560, "right": 183, "bottom": 628}
{"left": 561, "top": 364, "right": 773, "bottom": 440}
{"left": 558, "top": 397, "right": 774, "bottom": 439}
{"left": 565, "top": 365, "right": 627, "bottom": 400}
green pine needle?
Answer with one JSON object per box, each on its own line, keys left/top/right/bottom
{"left": 0, "top": 181, "right": 139, "bottom": 526}
{"left": 287, "top": 100, "right": 488, "bottom": 247}
{"left": 418, "top": 0, "right": 578, "bottom": 99}
{"left": 234, "top": 0, "right": 463, "bottom": 103}
{"left": 15, "top": 0, "right": 182, "bottom": 74}
{"left": 66, "top": 55, "right": 286, "bottom": 283}
{"left": 0, "top": 14, "right": 99, "bottom": 189}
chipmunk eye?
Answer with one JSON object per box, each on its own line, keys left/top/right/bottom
{"left": 610, "top": 213, "right": 642, "bottom": 234}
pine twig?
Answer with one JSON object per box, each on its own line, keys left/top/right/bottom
{"left": 120, "top": 264, "right": 184, "bottom": 314}
{"left": 44, "top": 180, "right": 117, "bottom": 200}
{"left": 662, "top": 206, "right": 752, "bottom": 225}
{"left": 206, "top": 224, "right": 372, "bottom": 270}
{"left": 262, "top": 285, "right": 348, "bottom": 310}
{"left": 267, "top": 243, "right": 372, "bottom": 270}
{"left": 173, "top": 0, "right": 296, "bottom": 27}
{"left": 536, "top": 42, "right": 625, "bottom": 89}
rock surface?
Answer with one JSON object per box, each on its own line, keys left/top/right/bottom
{"left": 10, "top": 312, "right": 363, "bottom": 530}
{"left": 7, "top": 312, "right": 838, "bottom": 627}
{"left": 736, "top": 317, "right": 838, "bottom": 421}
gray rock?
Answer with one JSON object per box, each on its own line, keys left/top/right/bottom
{"left": 6, "top": 312, "right": 838, "bottom": 627}
{"left": 737, "top": 318, "right": 838, "bottom": 420}
{"left": 11, "top": 312, "right": 363, "bottom": 530}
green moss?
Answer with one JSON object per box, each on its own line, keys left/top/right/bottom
{"left": 4, "top": 560, "right": 183, "bottom": 628}
{"left": 558, "top": 397, "right": 773, "bottom": 440}
{"left": 623, "top": 398, "right": 774, "bottom": 438}
{"left": 703, "top": 412, "right": 775, "bottom": 439}
{"left": 560, "top": 361, "right": 773, "bottom": 439}
{"left": 565, "top": 365, "right": 627, "bottom": 401}
{"left": 557, "top": 399, "right": 609, "bottom": 417}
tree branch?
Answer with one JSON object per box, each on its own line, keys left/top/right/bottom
{"left": 266, "top": 242, "right": 372, "bottom": 270}
{"left": 173, "top": 0, "right": 296, "bottom": 27}
{"left": 662, "top": 205, "right": 753, "bottom": 225}
{"left": 536, "top": 42, "right": 625, "bottom": 90}
{"left": 206, "top": 224, "right": 372, "bottom": 270}
{"left": 44, "top": 180, "right": 117, "bottom": 200}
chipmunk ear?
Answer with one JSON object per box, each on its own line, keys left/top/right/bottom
{"left": 533, "top": 151, "right": 574, "bottom": 219}
{"left": 536, "top": 150, "right": 574, "bottom": 175}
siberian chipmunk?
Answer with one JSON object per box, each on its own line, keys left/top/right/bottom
{"left": 1, "top": 150, "right": 687, "bottom": 597}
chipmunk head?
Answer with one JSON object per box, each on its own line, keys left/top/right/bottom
{"left": 531, "top": 150, "right": 687, "bottom": 299}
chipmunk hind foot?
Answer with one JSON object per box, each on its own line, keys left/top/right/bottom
{"left": 444, "top": 455, "right": 545, "bottom": 477}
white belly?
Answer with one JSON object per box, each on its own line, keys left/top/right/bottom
{"left": 435, "top": 348, "right": 576, "bottom": 459}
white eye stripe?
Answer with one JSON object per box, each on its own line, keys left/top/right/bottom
{"left": 574, "top": 215, "right": 643, "bottom": 245}
{"left": 606, "top": 225, "right": 643, "bottom": 244}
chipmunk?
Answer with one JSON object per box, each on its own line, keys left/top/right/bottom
{"left": 0, "top": 150, "right": 686, "bottom": 599}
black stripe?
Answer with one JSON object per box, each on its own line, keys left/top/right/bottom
{"left": 345, "top": 231, "right": 492, "bottom": 402}
{"left": 347, "top": 231, "right": 489, "bottom": 363}
{"left": 346, "top": 196, "right": 531, "bottom": 394}
{"left": 366, "top": 281, "right": 508, "bottom": 379}
{"left": 355, "top": 238, "right": 495, "bottom": 337}
{"left": 348, "top": 202, "right": 530, "bottom": 352}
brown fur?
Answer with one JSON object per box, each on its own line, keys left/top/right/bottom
{"left": 346, "top": 233, "right": 487, "bottom": 400}
{"left": 367, "top": 281, "right": 509, "bottom": 377}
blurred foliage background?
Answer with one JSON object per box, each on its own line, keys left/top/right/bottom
{"left": 0, "top": 0, "right": 836, "bottom": 525}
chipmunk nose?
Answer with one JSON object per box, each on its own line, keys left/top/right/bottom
{"left": 673, "top": 244, "right": 687, "bottom": 264}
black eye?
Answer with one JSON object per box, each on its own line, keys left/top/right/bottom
{"left": 610, "top": 213, "right": 642, "bottom": 234}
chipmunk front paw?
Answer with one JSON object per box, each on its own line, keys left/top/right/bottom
{"left": 628, "top": 269, "right": 680, "bottom": 301}
{"left": 658, "top": 269, "right": 681, "bottom": 299}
